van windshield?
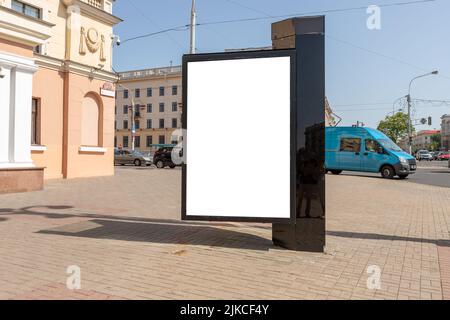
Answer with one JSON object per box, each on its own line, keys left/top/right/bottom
{"left": 378, "top": 139, "right": 402, "bottom": 152}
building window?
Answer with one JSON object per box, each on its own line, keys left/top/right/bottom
{"left": 147, "top": 88, "right": 152, "bottom": 97}
{"left": 135, "top": 136, "right": 140, "bottom": 148}
{"left": 159, "top": 86, "right": 165, "bottom": 96}
{"left": 31, "top": 98, "right": 40, "bottom": 145}
{"left": 134, "top": 120, "right": 140, "bottom": 130}
{"left": 114, "top": 136, "right": 117, "bottom": 147}
{"left": 135, "top": 88, "right": 140, "bottom": 98}
{"left": 123, "top": 105, "right": 128, "bottom": 114}
{"left": 12, "top": 0, "right": 40, "bottom": 19}
{"left": 159, "top": 135, "right": 165, "bottom": 144}
{"left": 159, "top": 103, "right": 164, "bottom": 112}
{"left": 147, "top": 119, "right": 152, "bottom": 129}
{"left": 123, "top": 120, "right": 128, "bottom": 129}
{"left": 135, "top": 106, "right": 141, "bottom": 118}
{"left": 123, "top": 136, "right": 129, "bottom": 148}
{"left": 147, "top": 103, "right": 152, "bottom": 113}
{"left": 123, "top": 89, "right": 128, "bottom": 99}
{"left": 114, "top": 121, "right": 117, "bottom": 130}
{"left": 172, "top": 118, "right": 177, "bottom": 128}
{"left": 114, "top": 106, "right": 117, "bottom": 114}
{"left": 340, "top": 138, "right": 361, "bottom": 152}
{"left": 171, "top": 135, "right": 178, "bottom": 144}
{"left": 146, "top": 135, "right": 153, "bottom": 147}
{"left": 159, "top": 119, "right": 165, "bottom": 129}
{"left": 172, "top": 85, "right": 178, "bottom": 95}
{"left": 172, "top": 102, "right": 178, "bottom": 112}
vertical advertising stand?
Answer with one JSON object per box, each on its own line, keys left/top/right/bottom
{"left": 182, "top": 16, "right": 325, "bottom": 252}
{"left": 271, "top": 16, "right": 326, "bottom": 252}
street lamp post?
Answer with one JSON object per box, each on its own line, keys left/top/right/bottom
{"left": 406, "top": 70, "right": 438, "bottom": 155}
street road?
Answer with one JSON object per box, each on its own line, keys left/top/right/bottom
{"left": 340, "top": 161, "right": 450, "bottom": 188}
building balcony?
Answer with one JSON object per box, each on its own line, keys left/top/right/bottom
{"left": 79, "top": 0, "right": 113, "bottom": 14}
{"left": 61, "top": 1, "right": 121, "bottom": 26}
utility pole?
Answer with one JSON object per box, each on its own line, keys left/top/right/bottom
{"left": 407, "top": 70, "right": 438, "bottom": 155}
{"left": 406, "top": 93, "right": 412, "bottom": 155}
{"left": 189, "top": 0, "right": 196, "bottom": 54}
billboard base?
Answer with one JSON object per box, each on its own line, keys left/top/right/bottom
{"left": 272, "top": 219, "right": 325, "bottom": 252}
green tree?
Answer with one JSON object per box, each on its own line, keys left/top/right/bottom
{"left": 429, "top": 133, "right": 441, "bottom": 151}
{"left": 377, "top": 112, "right": 414, "bottom": 143}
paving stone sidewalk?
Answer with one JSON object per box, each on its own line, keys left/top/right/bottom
{"left": 0, "top": 167, "right": 449, "bottom": 300}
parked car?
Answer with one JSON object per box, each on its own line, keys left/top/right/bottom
{"left": 438, "top": 151, "right": 450, "bottom": 161}
{"left": 430, "top": 151, "right": 440, "bottom": 160}
{"left": 416, "top": 150, "right": 433, "bottom": 161}
{"left": 325, "top": 127, "right": 416, "bottom": 179}
{"left": 114, "top": 148, "right": 152, "bottom": 166}
{"left": 153, "top": 146, "right": 183, "bottom": 169}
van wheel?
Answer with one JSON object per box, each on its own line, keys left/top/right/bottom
{"left": 398, "top": 174, "right": 408, "bottom": 180}
{"left": 381, "top": 165, "right": 395, "bottom": 179}
{"left": 156, "top": 160, "right": 164, "bottom": 169}
{"left": 330, "top": 170, "right": 342, "bottom": 175}
{"left": 134, "top": 159, "right": 141, "bottom": 166}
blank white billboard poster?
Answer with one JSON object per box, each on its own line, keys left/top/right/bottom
{"left": 184, "top": 52, "right": 293, "bottom": 221}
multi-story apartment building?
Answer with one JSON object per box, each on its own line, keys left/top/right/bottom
{"left": 412, "top": 130, "right": 440, "bottom": 151}
{"left": 441, "top": 115, "right": 450, "bottom": 151}
{"left": 115, "top": 66, "right": 182, "bottom": 153}
{"left": 0, "top": 0, "right": 121, "bottom": 193}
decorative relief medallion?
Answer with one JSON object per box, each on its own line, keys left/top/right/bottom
{"left": 79, "top": 26, "right": 106, "bottom": 62}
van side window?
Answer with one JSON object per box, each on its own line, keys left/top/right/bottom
{"left": 365, "top": 139, "right": 383, "bottom": 153}
{"left": 340, "top": 138, "right": 361, "bottom": 152}
{"left": 365, "top": 139, "right": 378, "bottom": 153}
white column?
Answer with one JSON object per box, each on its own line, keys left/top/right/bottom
{"left": 11, "top": 67, "right": 35, "bottom": 166}
{"left": 0, "top": 52, "right": 37, "bottom": 169}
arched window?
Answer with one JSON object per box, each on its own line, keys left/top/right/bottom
{"left": 81, "top": 93, "right": 102, "bottom": 146}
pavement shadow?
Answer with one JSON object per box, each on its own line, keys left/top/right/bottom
{"left": 327, "top": 230, "right": 450, "bottom": 247}
{"left": 37, "top": 218, "right": 273, "bottom": 251}
{"left": 0, "top": 205, "right": 234, "bottom": 227}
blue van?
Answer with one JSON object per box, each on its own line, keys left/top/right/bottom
{"left": 325, "top": 127, "right": 417, "bottom": 179}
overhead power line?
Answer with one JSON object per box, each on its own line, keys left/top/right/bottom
{"left": 125, "top": 0, "right": 186, "bottom": 50}
{"left": 121, "top": 0, "right": 435, "bottom": 44}
{"left": 197, "top": 0, "right": 435, "bottom": 26}
{"left": 335, "top": 98, "right": 450, "bottom": 112}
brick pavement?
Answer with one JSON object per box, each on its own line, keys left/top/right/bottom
{"left": 0, "top": 166, "right": 449, "bottom": 300}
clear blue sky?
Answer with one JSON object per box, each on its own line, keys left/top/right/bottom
{"left": 113, "top": 0, "right": 450, "bottom": 130}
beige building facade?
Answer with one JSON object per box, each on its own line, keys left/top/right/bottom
{"left": 115, "top": 66, "right": 182, "bottom": 153}
{"left": 0, "top": 0, "right": 121, "bottom": 193}
{"left": 441, "top": 115, "right": 450, "bottom": 151}
{"left": 412, "top": 130, "right": 440, "bottom": 151}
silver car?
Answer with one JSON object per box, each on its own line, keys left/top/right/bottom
{"left": 114, "top": 149, "right": 152, "bottom": 166}
{"left": 416, "top": 150, "right": 433, "bottom": 161}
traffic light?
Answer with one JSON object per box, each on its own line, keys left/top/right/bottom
{"left": 428, "top": 116, "right": 432, "bottom": 126}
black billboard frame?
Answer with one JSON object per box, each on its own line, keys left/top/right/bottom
{"left": 181, "top": 49, "right": 297, "bottom": 224}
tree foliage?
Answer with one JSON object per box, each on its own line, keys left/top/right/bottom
{"left": 430, "top": 133, "right": 441, "bottom": 151}
{"left": 377, "top": 112, "right": 414, "bottom": 143}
